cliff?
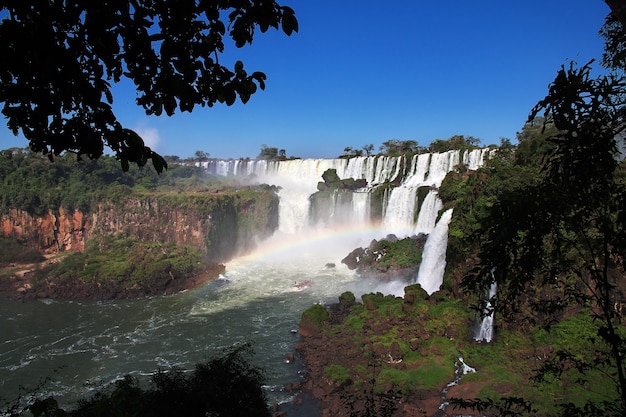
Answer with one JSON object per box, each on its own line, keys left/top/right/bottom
{"left": 0, "top": 189, "right": 279, "bottom": 262}
{"left": 0, "top": 189, "right": 279, "bottom": 300}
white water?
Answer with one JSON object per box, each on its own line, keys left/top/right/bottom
{"left": 474, "top": 282, "right": 497, "bottom": 343}
{"left": 414, "top": 189, "right": 443, "bottom": 235}
{"left": 415, "top": 209, "right": 454, "bottom": 295}
{"left": 203, "top": 149, "right": 489, "bottom": 238}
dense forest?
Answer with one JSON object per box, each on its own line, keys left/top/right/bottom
{"left": 0, "top": 148, "right": 251, "bottom": 216}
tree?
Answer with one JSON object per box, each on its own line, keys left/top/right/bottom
{"left": 194, "top": 150, "right": 210, "bottom": 162}
{"left": 23, "top": 343, "right": 271, "bottom": 417}
{"left": 605, "top": 1, "right": 626, "bottom": 30}
{"left": 461, "top": 60, "right": 626, "bottom": 416}
{"left": 257, "top": 144, "right": 278, "bottom": 159}
{"left": 362, "top": 144, "right": 374, "bottom": 156}
{"left": 429, "top": 135, "right": 479, "bottom": 153}
{"left": 379, "top": 139, "right": 418, "bottom": 156}
{"left": 0, "top": 1, "right": 298, "bottom": 172}
{"left": 513, "top": 116, "right": 559, "bottom": 167}
{"left": 600, "top": 12, "right": 626, "bottom": 71}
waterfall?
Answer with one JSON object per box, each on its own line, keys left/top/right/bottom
{"left": 351, "top": 191, "right": 371, "bottom": 226}
{"left": 463, "top": 147, "right": 491, "bottom": 170}
{"left": 201, "top": 149, "right": 487, "bottom": 249}
{"left": 415, "top": 209, "right": 453, "bottom": 295}
{"left": 382, "top": 186, "right": 418, "bottom": 235}
{"left": 474, "top": 282, "right": 497, "bottom": 342}
{"left": 414, "top": 189, "right": 443, "bottom": 235}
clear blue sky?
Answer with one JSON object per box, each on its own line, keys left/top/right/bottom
{"left": 0, "top": 0, "right": 612, "bottom": 159}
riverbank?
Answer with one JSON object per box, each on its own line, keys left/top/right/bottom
{"left": 0, "top": 257, "right": 225, "bottom": 301}
{"left": 295, "top": 288, "right": 489, "bottom": 417}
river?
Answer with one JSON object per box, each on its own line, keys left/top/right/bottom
{"left": 0, "top": 228, "right": 392, "bottom": 414}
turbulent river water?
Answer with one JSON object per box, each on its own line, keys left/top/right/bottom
{"left": 0, "top": 228, "right": 395, "bottom": 413}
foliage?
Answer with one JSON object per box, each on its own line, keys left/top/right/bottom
{"left": 21, "top": 343, "right": 271, "bottom": 417}
{"left": 378, "top": 139, "right": 420, "bottom": 156}
{"left": 342, "top": 236, "right": 425, "bottom": 275}
{"left": 0, "top": 149, "right": 257, "bottom": 216}
{"left": 339, "top": 291, "right": 357, "bottom": 307}
{"left": 0, "top": 237, "right": 44, "bottom": 264}
{"left": 325, "top": 364, "right": 351, "bottom": 385}
{"left": 318, "top": 294, "right": 465, "bottom": 396}
{"left": 429, "top": 135, "right": 480, "bottom": 153}
{"left": 33, "top": 234, "right": 207, "bottom": 288}
{"left": 454, "top": 60, "right": 626, "bottom": 414}
{"left": 257, "top": 144, "right": 279, "bottom": 160}
{"left": 0, "top": 1, "right": 298, "bottom": 171}
{"left": 301, "top": 303, "right": 330, "bottom": 327}
{"left": 600, "top": 12, "right": 626, "bottom": 72}
{"left": 372, "top": 238, "right": 424, "bottom": 271}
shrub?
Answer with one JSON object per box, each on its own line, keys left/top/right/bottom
{"left": 324, "top": 364, "right": 351, "bottom": 385}
{"left": 301, "top": 304, "right": 330, "bottom": 327}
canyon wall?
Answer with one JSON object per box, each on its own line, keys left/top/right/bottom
{"left": 0, "top": 190, "right": 279, "bottom": 262}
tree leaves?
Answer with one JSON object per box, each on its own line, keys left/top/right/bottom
{"left": 281, "top": 6, "right": 298, "bottom": 36}
{"left": 461, "top": 61, "right": 626, "bottom": 413}
{"left": 0, "top": 0, "right": 298, "bottom": 172}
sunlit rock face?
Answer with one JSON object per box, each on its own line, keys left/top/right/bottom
{"left": 0, "top": 193, "right": 279, "bottom": 261}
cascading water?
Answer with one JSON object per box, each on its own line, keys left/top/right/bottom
{"left": 474, "top": 282, "right": 497, "bottom": 343}
{"left": 414, "top": 189, "right": 443, "bottom": 235}
{"left": 203, "top": 149, "right": 490, "bottom": 296}
{"left": 201, "top": 150, "right": 489, "bottom": 236}
{"left": 415, "top": 209, "right": 454, "bottom": 295}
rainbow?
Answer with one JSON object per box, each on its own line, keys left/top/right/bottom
{"left": 226, "top": 222, "right": 394, "bottom": 270}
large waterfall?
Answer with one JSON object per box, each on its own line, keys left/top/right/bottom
{"left": 201, "top": 148, "right": 489, "bottom": 238}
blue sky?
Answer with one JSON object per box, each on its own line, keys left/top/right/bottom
{"left": 0, "top": 0, "right": 612, "bottom": 159}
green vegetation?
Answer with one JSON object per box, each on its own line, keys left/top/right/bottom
{"left": 301, "top": 303, "right": 330, "bottom": 327}
{"left": 0, "top": 238, "right": 44, "bottom": 265}
{"left": 308, "top": 291, "right": 464, "bottom": 396}
{"left": 370, "top": 239, "right": 423, "bottom": 271}
{"left": 0, "top": 149, "right": 248, "bottom": 216}
{"left": 0, "top": 149, "right": 279, "bottom": 264}
{"left": 303, "top": 285, "right": 623, "bottom": 415}
{"left": 0, "top": 2, "right": 297, "bottom": 171}
{"left": 324, "top": 364, "right": 351, "bottom": 385}
{"left": 342, "top": 237, "right": 425, "bottom": 275}
{"left": 341, "top": 136, "right": 484, "bottom": 159}
{"left": 429, "top": 135, "right": 481, "bottom": 153}
{"left": 32, "top": 234, "right": 209, "bottom": 290}
{"left": 439, "top": 57, "right": 626, "bottom": 415}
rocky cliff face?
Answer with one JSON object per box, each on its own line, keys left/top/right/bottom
{"left": 0, "top": 190, "right": 279, "bottom": 262}
{"left": 0, "top": 207, "right": 86, "bottom": 253}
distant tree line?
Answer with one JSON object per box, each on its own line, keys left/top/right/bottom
{"left": 0, "top": 148, "right": 222, "bottom": 216}
{"left": 341, "top": 135, "right": 484, "bottom": 158}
